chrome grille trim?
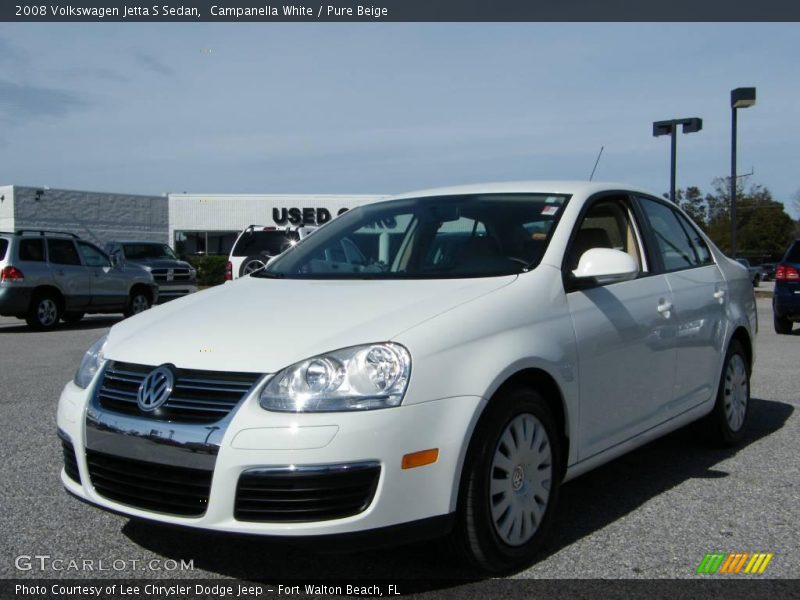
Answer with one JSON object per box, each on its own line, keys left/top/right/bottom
{"left": 96, "top": 361, "right": 263, "bottom": 423}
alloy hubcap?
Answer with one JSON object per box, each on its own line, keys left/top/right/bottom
{"left": 38, "top": 299, "right": 57, "bottom": 326}
{"left": 243, "top": 259, "right": 266, "bottom": 275}
{"left": 723, "top": 354, "right": 748, "bottom": 432}
{"left": 132, "top": 295, "right": 149, "bottom": 314}
{"left": 490, "top": 413, "right": 552, "bottom": 547}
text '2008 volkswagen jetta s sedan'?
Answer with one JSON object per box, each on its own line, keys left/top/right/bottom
{"left": 57, "top": 182, "right": 756, "bottom": 573}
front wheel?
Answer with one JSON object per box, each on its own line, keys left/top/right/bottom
{"left": 703, "top": 339, "right": 750, "bottom": 446}
{"left": 123, "top": 289, "right": 151, "bottom": 317}
{"left": 450, "top": 387, "right": 561, "bottom": 573}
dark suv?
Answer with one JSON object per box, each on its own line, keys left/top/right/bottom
{"left": 105, "top": 241, "right": 197, "bottom": 302}
{"left": 0, "top": 230, "right": 158, "bottom": 329}
{"left": 773, "top": 239, "right": 800, "bottom": 334}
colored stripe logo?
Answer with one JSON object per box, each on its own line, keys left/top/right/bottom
{"left": 697, "top": 552, "right": 773, "bottom": 574}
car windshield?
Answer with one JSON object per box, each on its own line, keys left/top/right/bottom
{"left": 123, "top": 243, "right": 177, "bottom": 260}
{"left": 258, "top": 193, "right": 570, "bottom": 280}
{"left": 0, "top": 238, "right": 8, "bottom": 260}
{"left": 232, "top": 230, "right": 300, "bottom": 257}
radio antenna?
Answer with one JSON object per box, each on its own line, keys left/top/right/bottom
{"left": 589, "top": 146, "right": 604, "bottom": 181}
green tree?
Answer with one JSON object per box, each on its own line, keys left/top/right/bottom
{"left": 705, "top": 181, "right": 795, "bottom": 260}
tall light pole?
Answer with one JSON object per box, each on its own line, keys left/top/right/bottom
{"left": 730, "top": 87, "right": 756, "bottom": 258}
{"left": 653, "top": 117, "right": 703, "bottom": 203}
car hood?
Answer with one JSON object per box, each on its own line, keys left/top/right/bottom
{"left": 105, "top": 275, "right": 517, "bottom": 373}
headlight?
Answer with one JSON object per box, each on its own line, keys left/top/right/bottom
{"left": 259, "top": 343, "right": 411, "bottom": 412}
{"left": 74, "top": 335, "right": 108, "bottom": 389}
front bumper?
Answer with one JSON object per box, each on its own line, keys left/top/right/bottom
{"left": 57, "top": 379, "right": 483, "bottom": 536}
{"left": 156, "top": 283, "right": 198, "bottom": 302}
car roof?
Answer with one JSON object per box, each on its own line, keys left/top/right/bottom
{"left": 387, "top": 180, "right": 661, "bottom": 202}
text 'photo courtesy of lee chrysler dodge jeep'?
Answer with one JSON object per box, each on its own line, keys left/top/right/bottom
{"left": 57, "top": 182, "right": 756, "bottom": 573}
{"left": 104, "top": 241, "right": 197, "bottom": 302}
{"left": 0, "top": 230, "right": 158, "bottom": 329}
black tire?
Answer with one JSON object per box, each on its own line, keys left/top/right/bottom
{"left": 62, "top": 312, "right": 85, "bottom": 324}
{"left": 25, "top": 292, "right": 62, "bottom": 330}
{"left": 123, "top": 289, "right": 151, "bottom": 318}
{"left": 239, "top": 255, "right": 269, "bottom": 277}
{"left": 774, "top": 314, "right": 793, "bottom": 335}
{"left": 449, "top": 387, "right": 562, "bottom": 573}
{"left": 703, "top": 339, "right": 750, "bottom": 446}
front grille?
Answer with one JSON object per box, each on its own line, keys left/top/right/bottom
{"left": 61, "top": 439, "right": 81, "bottom": 484}
{"left": 152, "top": 268, "right": 192, "bottom": 282}
{"left": 97, "top": 361, "right": 261, "bottom": 423}
{"left": 86, "top": 450, "right": 212, "bottom": 517}
{"left": 235, "top": 463, "right": 380, "bottom": 523}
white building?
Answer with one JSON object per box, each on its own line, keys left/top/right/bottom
{"left": 0, "top": 185, "right": 167, "bottom": 246}
{"left": 0, "top": 185, "right": 387, "bottom": 257}
{"left": 168, "top": 193, "right": 387, "bottom": 255}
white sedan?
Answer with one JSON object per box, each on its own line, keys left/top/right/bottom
{"left": 57, "top": 181, "right": 756, "bottom": 572}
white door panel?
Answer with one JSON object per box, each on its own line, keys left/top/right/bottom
{"left": 568, "top": 274, "right": 677, "bottom": 459}
{"left": 666, "top": 265, "right": 727, "bottom": 409}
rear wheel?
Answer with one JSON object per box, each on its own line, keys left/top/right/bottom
{"left": 26, "top": 293, "right": 61, "bottom": 330}
{"left": 62, "top": 312, "right": 85, "bottom": 325}
{"left": 703, "top": 339, "right": 750, "bottom": 445}
{"left": 450, "top": 387, "right": 561, "bottom": 573}
{"left": 774, "top": 314, "right": 793, "bottom": 335}
{"left": 123, "top": 289, "right": 151, "bottom": 317}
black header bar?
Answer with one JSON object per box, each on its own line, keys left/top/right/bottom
{"left": 3, "top": 0, "right": 800, "bottom": 22}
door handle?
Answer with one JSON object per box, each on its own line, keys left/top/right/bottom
{"left": 56, "top": 269, "right": 64, "bottom": 276}
{"left": 657, "top": 300, "right": 673, "bottom": 318}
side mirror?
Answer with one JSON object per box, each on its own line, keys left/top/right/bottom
{"left": 572, "top": 248, "right": 639, "bottom": 286}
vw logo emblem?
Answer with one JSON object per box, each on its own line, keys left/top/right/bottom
{"left": 137, "top": 365, "right": 174, "bottom": 412}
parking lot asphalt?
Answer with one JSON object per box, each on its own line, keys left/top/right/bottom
{"left": 0, "top": 298, "right": 797, "bottom": 582}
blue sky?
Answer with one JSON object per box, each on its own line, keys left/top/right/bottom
{"left": 0, "top": 23, "right": 798, "bottom": 216}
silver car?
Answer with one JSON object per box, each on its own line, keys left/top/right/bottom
{"left": 0, "top": 230, "right": 158, "bottom": 329}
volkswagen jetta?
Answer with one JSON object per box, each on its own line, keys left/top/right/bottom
{"left": 57, "top": 182, "right": 756, "bottom": 572}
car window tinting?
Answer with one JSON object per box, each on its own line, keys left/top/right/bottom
{"left": 232, "top": 231, "right": 300, "bottom": 257}
{"left": 0, "top": 238, "right": 8, "bottom": 260}
{"left": 568, "top": 198, "right": 644, "bottom": 273}
{"left": 638, "top": 197, "right": 702, "bottom": 271}
{"left": 19, "top": 238, "right": 45, "bottom": 262}
{"left": 786, "top": 241, "right": 800, "bottom": 263}
{"left": 47, "top": 239, "right": 82, "bottom": 266}
{"left": 261, "top": 194, "right": 569, "bottom": 279}
{"left": 78, "top": 242, "right": 110, "bottom": 267}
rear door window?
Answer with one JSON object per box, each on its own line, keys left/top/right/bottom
{"left": 0, "top": 238, "right": 8, "bottom": 260}
{"left": 638, "top": 197, "right": 702, "bottom": 272}
{"left": 47, "top": 239, "right": 82, "bottom": 266}
{"left": 19, "top": 238, "right": 45, "bottom": 262}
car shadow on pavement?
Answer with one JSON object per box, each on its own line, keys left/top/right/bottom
{"left": 0, "top": 316, "right": 121, "bottom": 333}
{"left": 121, "top": 397, "right": 793, "bottom": 585}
